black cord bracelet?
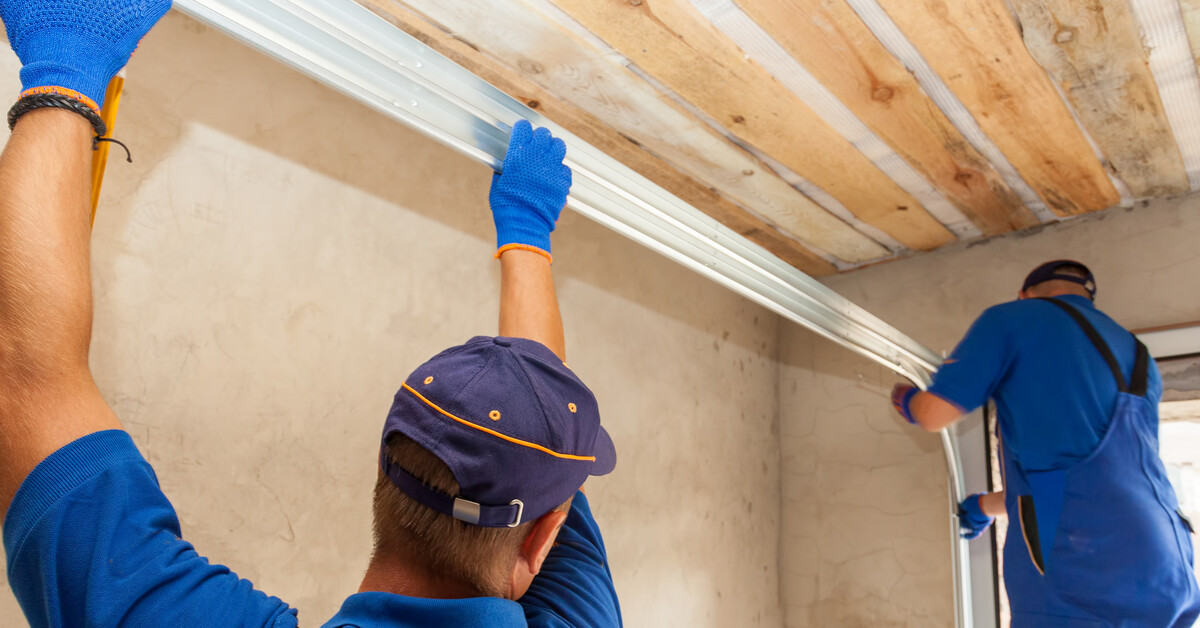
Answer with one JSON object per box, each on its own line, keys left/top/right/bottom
{"left": 8, "top": 93, "right": 107, "bottom": 137}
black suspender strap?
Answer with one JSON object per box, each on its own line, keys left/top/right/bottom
{"left": 1038, "top": 298, "right": 1150, "bottom": 396}
{"left": 1129, "top": 341, "right": 1150, "bottom": 397}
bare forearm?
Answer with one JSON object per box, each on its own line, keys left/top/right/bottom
{"left": 499, "top": 249, "right": 565, "bottom": 361}
{"left": 980, "top": 491, "right": 1006, "bottom": 518}
{"left": 910, "top": 391, "right": 965, "bottom": 432}
{"left": 0, "top": 109, "right": 120, "bottom": 512}
{"left": 0, "top": 109, "right": 95, "bottom": 373}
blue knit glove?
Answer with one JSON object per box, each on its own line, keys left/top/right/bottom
{"left": 958, "top": 494, "right": 995, "bottom": 540}
{"left": 489, "top": 119, "right": 572, "bottom": 262}
{"left": 0, "top": 0, "right": 171, "bottom": 112}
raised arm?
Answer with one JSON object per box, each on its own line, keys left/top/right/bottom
{"left": 489, "top": 120, "right": 571, "bottom": 361}
{"left": 0, "top": 0, "right": 170, "bottom": 513}
{"left": 892, "top": 307, "right": 1014, "bottom": 432}
{"left": 500, "top": 251, "right": 565, "bottom": 359}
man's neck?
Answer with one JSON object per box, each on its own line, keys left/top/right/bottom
{"left": 358, "top": 553, "right": 486, "bottom": 600}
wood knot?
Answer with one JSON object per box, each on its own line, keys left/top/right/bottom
{"left": 742, "top": 169, "right": 754, "bottom": 176}
{"left": 1054, "top": 27, "right": 1076, "bottom": 44}
{"left": 629, "top": 0, "right": 643, "bottom": 5}
{"left": 519, "top": 59, "right": 544, "bottom": 75}
{"left": 896, "top": 205, "right": 909, "bottom": 212}
{"left": 731, "top": 114, "right": 746, "bottom": 124}
{"left": 871, "top": 86, "right": 895, "bottom": 102}
{"left": 526, "top": 99, "right": 540, "bottom": 109}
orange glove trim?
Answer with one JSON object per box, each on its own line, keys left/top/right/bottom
{"left": 495, "top": 243, "right": 553, "bottom": 264}
{"left": 20, "top": 86, "right": 101, "bottom": 116}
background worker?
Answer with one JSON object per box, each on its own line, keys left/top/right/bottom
{"left": 0, "top": 0, "right": 620, "bottom": 626}
{"left": 891, "top": 260, "right": 1199, "bottom": 627}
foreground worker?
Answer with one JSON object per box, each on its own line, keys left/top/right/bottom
{"left": 0, "top": 1, "right": 621, "bottom": 626}
{"left": 892, "top": 260, "right": 1199, "bottom": 627}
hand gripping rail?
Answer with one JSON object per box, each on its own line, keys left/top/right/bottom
{"left": 172, "top": 0, "right": 974, "bottom": 625}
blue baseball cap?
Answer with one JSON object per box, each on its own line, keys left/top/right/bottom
{"left": 1021, "top": 259, "right": 1096, "bottom": 300}
{"left": 380, "top": 336, "right": 616, "bottom": 527}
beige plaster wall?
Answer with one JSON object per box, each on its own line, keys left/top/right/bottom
{"left": 780, "top": 193, "right": 1200, "bottom": 626}
{"left": 0, "top": 12, "right": 784, "bottom": 627}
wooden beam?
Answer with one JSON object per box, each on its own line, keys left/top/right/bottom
{"left": 547, "top": 0, "right": 955, "bottom": 251}
{"left": 734, "top": 0, "right": 1040, "bottom": 235}
{"left": 1009, "top": 0, "right": 1188, "bottom": 198}
{"left": 874, "top": 0, "right": 1121, "bottom": 216}
{"left": 357, "top": 1, "right": 841, "bottom": 275}
{"left": 363, "top": 0, "right": 889, "bottom": 265}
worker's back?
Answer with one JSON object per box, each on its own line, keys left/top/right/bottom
{"left": 932, "top": 292, "right": 1197, "bottom": 627}
{"left": 931, "top": 293, "right": 1161, "bottom": 471}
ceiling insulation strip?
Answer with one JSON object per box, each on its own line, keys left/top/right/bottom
{"left": 844, "top": 0, "right": 1058, "bottom": 224}
{"left": 1130, "top": 0, "right": 1200, "bottom": 189}
{"left": 620, "top": 61, "right": 908, "bottom": 259}
{"left": 521, "top": 0, "right": 906, "bottom": 257}
{"left": 518, "top": 0, "right": 905, "bottom": 259}
{"left": 170, "top": 1, "right": 973, "bottom": 626}
{"left": 686, "top": 0, "right": 981, "bottom": 241}
{"left": 742, "top": 146, "right": 907, "bottom": 260}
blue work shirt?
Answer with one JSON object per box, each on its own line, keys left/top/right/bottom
{"left": 4, "top": 430, "right": 621, "bottom": 627}
{"left": 928, "top": 294, "right": 1162, "bottom": 472}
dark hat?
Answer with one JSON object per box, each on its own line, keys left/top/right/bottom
{"left": 380, "top": 336, "right": 616, "bottom": 527}
{"left": 1021, "top": 260, "right": 1096, "bottom": 300}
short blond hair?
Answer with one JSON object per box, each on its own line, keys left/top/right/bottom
{"left": 371, "top": 435, "right": 570, "bottom": 597}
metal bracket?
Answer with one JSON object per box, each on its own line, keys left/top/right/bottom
{"left": 171, "top": 0, "right": 973, "bottom": 625}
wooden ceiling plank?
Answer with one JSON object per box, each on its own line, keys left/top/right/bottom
{"left": 548, "top": 0, "right": 955, "bottom": 251}
{"left": 358, "top": 0, "right": 843, "bottom": 273}
{"left": 365, "top": 0, "right": 889, "bottom": 264}
{"left": 734, "top": 0, "right": 1040, "bottom": 235}
{"left": 1009, "top": 0, "right": 1189, "bottom": 198}
{"left": 873, "top": 0, "right": 1121, "bottom": 216}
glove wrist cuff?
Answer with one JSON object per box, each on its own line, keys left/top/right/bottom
{"left": 897, "top": 386, "right": 920, "bottom": 425}
{"left": 19, "top": 51, "right": 116, "bottom": 111}
{"left": 495, "top": 224, "right": 552, "bottom": 256}
{"left": 19, "top": 86, "right": 100, "bottom": 116}
{"left": 495, "top": 243, "right": 553, "bottom": 263}
{"left": 8, "top": 91, "right": 106, "bottom": 137}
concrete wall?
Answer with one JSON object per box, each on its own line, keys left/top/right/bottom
{"left": 779, "top": 193, "right": 1200, "bottom": 626}
{"left": 0, "top": 13, "right": 784, "bottom": 627}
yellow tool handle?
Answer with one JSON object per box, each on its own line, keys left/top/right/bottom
{"left": 89, "top": 73, "right": 125, "bottom": 229}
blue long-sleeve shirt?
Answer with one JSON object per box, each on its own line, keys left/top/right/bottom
{"left": 928, "top": 295, "right": 1161, "bottom": 472}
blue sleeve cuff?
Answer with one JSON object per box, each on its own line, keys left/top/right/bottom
{"left": 4, "top": 430, "right": 146, "bottom": 564}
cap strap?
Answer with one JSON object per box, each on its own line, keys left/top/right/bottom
{"left": 1047, "top": 273, "right": 1095, "bottom": 296}
{"left": 380, "top": 448, "right": 524, "bottom": 527}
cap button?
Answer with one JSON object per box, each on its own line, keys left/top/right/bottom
{"left": 493, "top": 337, "right": 513, "bottom": 347}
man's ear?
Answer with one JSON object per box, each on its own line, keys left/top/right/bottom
{"left": 523, "top": 510, "right": 567, "bottom": 576}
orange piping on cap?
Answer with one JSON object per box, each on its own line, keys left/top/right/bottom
{"left": 401, "top": 383, "right": 594, "bottom": 461}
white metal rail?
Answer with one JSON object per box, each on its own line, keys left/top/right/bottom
{"left": 172, "top": 0, "right": 974, "bottom": 625}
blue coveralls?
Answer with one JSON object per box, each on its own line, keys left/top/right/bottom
{"left": 999, "top": 299, "right": 1199, "bottom": 627}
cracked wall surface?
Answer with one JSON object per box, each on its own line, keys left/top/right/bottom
{"left": 0, "top": 12, "right": 785, "bottom": 627}
{"left": 780, "top": 192, "right": 1200, "bottom": 627}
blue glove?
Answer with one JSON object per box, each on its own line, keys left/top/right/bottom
{"left": 891, "top": 383, "right": 919, "bottom": 425}
{"left": 958, "top": 493, "right": 995, "bottom": 540}
{"left": 489, "top": 119, "right": 572, "bottom": 262}
{"left": 0, "top": 0, "right": 171, "bottom": 112}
